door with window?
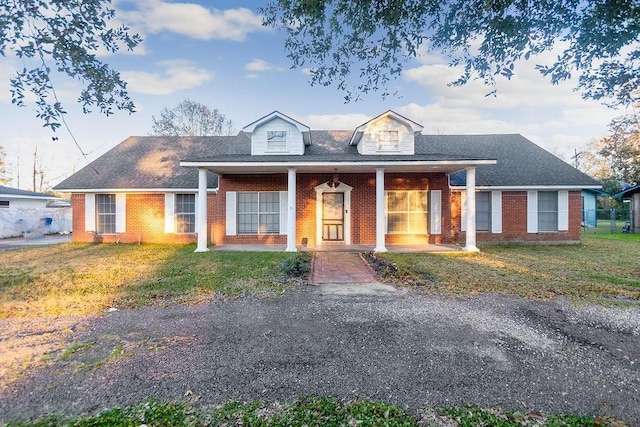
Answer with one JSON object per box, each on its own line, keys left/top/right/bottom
{"left": 322, "top": 193, "right": 344, "bottom": 241}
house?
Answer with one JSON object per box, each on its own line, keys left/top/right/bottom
{"left": 53, "top": 110, "right": 601, "bottom": 251}
{"left": 616, "top": 184, "right": 640, "bottom": 233}
{"left": 0, "top": 185, "right": 71, "bottom": 238}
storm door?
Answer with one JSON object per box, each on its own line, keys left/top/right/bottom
{"left": 322, "top": 193, "right": 344, "bottom": 241}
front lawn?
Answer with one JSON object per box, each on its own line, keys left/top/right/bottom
{"left": 369, "top": 234, "right": 640, "bottom": 303}
{"left": 0, "top": 244, "right": 308, "bottom": 319}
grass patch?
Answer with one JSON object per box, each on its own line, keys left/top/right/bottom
{"left": 6, "top": 398, "right": 630, "bottom": 426}
{"left": 0, "top": 244, "right": 307, "bottom": 319}
{"left": 369, "top": 235, "right": 640, "bottom": 303}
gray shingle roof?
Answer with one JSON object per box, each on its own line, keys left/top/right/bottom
{"left": 54, "top": 130, "right": 599, "bottom": 190}
{"left": 0, "top": 185, "right": 57, "bottom": 198}
{"left": 54, "top": 136, "right": 222, "bottom": 191}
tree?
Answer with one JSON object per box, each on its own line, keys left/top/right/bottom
{"left": 597, "top": 112, "right": 640, "bottom": 185}
{"left": 150, "top": 100, "right": 235, "bottom": 137}
{"left": 0, "top": 147, "right": 9, "bottom": 185}
{"left": 1, "top": 1, "right": 142, "bottom": 131}
{"left": 580, "top": 110, "right": 640, "bottom": 188}
{"left": 261, "top": 0, "right": 640, "bottom": 106}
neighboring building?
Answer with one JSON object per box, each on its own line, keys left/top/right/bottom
{"left": 54, "top": 110, "right": 601, "bottom": 251}
{"left": 581, "top": 189, "right": 605, "bottom": 228}
{"left": 0, "top": 185, "right": 71, "bottom": 238}
{"left": 616, "top": 184, "right": 640, "bottom": 233}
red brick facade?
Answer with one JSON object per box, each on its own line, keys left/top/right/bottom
{"left": 70, "top": 177, "right": 583, "bottom": 246}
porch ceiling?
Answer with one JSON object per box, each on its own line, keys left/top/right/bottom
{"left": 180, "top": 159, "right": 496, "bottom": 175}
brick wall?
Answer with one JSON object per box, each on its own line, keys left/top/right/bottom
{"left": 453, "top": 190, "right": 583, "bottom": 243}
{"left": 70, "top": 193, "right": 217, "bottom": 244}
{"left": 217, "top": 172, "right": 452, "bottom": 247}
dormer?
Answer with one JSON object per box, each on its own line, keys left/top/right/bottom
{"left": 349, "top": 110, "right": 424, "bottom": 155}
{"left": 243, "top": 111, "right": 311, "bottom": 155}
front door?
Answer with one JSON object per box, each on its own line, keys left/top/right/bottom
{"left": 322, "top": 192, "right": 344, "bottom": 241}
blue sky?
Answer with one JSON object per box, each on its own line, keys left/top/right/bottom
{"left": 0, "top": 0, "right": 621, "bottom": 191}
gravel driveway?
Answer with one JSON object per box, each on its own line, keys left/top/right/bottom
{"left": 1, "top": 285, "right": 639, "bottom": 424}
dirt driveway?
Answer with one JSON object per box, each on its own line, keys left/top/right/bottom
{"left": 1, "top": 285, "right": 639, "bottom": 424}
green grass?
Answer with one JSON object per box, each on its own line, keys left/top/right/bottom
{"left": 6, "top": 398, "right": 630, "bottom": 426}
{"left": 370, "top": 234, "right": 640, "bottom": 303}
{"left": 0, "top": 244, "right": 309, "bottom": 318}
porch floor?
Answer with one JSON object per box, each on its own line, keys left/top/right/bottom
{"left": 207, "top": 243, "right": 463, "bottom": 253}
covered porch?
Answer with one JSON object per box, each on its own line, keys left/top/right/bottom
{"left": 181, "top": 159, "right": 496, "bottom": 253}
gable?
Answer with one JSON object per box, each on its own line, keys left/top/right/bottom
{"left": 350, "top": 111, "right": 423, "bottom": 155}
{"left": 250, "top": 116, "right": 306, "bottom": 155}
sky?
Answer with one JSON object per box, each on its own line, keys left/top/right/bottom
{"left": 0, "top": 0, "right": 624, "bottom": 192}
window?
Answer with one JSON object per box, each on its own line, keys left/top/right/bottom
{"left": 267, "top": 131, "right": 287, "bottom": 151}
{"left": 377, "top": 130, "right": 399, "bottom": 151}
{"left": 0, "top": 200, "right": 9, "bottom": 208}
{"left": 176, "top": 194, "right": 195, "bottom": 234}
{"left": 237, "top": 192, "right": 280, "bottom": 234}
{"left": 538, "top": 191, "right": 558, "bottom": 232}
{"left": 386, "top": 190, "right": 428, "bottom": 234}
{"left": 476, "top": 192, "right": 491, "bottom": 231}
{"left": 96, "top": 194, "right": 116, "bottom": 234}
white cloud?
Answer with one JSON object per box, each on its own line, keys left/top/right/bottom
{"left": 245, "top": 73, "right": 260, "bottom": 79}
{"left": 245, "top": 59, "right": 284, "bottom": 72}
{"left": 117, "top": 0, "right": 268, "bottom": 41}
{"left": 121, "top": 60, "right": 214, "bottom": 95}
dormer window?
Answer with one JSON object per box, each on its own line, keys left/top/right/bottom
{"left": 267, "top": 131, "right": 287, "bottom": 151}
{"left": 377, "top": 130, "right": 399, "bottom": 151}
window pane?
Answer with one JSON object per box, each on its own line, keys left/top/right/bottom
{"left": 96, "top": 194, "right": 116, "bottom": 234}
{"left": 387, "top": 213, "right": 407, "bottom": 233}
{"left": 378, "top": 130, "right": 399, "bottom": 150}
{"left": 538, "top": 191, "right": 558, "bottom": 231}
{"left": 476, "top": 192, "right": 491, "bottom": 231}
{"left": 386, "top": 191, "right": 429, "bottom": 234}
{"left": 237, "top": 192, "right": 280, "bottom": 235}
{"left": 408, "top": 212, "right": 428, "bottom": 233}
{"left": 387, "top": 192, "right": 407, "bottom": 212}
{"left": 267, "top": 131, "right": 287, "bottom": 151}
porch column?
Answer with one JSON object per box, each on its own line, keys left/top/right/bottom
{"left": 374, "top": 167, "right": 387, "bottom": 252}
{"left": 286, "top": 167, "right": 297, "bottom": 252}
{"left": 195, "top": 167, "right": 209, "bottom": 253}
{"left": 464, "top": 167, "right": 479, "bottom": 252}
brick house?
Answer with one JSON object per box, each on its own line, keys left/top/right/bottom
{"left": 54, "top": 110, "right": 600, "bottom": 251}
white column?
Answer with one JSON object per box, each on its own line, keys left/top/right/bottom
{"left": 286, "top": 167, "right": 297, "bottom": 252}
{"left": 195, "top": 168, "right": 209, "bottom": 252}
{"left": 374, "top": 167, "right": 387, "bottom": 252}
{"left": 464, "top": 167, "right": 479, "bottom": 252}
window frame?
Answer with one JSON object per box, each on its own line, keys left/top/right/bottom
{"left": 0, "top": 200, "right": 9, "bottom": 208}
{"left": 266, "top": 130, "right": 288, "bottom": 152}
{"left": 175, "top": 193, "right": 196, "bottom": 234}
{"left": 537, "top": 191, "right": 558, "bottom": 232}
{"left": 386, "top": 190, "right": 429, "bottom": 234}
{"left": 96, "top": 193, "right": 116, "bottom": 235}
{"left": 237, "top": 191, "right": 280, "bottom": 235}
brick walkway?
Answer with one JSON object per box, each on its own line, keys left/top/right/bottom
{"left": 310, "top": 252, "right": 380, "bottom": 284}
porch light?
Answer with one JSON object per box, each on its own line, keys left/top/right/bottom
{"left": 329, "top": 169, "right": 340, "bottom": 188}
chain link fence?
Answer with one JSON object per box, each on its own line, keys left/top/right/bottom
{"left": 582, "top": 208, "right": 634, "bottom": 234}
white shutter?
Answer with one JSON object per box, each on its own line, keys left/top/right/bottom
{"left": 279, "top": 191, "right": 288, "bottom": 235}
{"left": 165, "top": 194, "right": 175, "bottom": 233}
{"left": 460, "top": 190, "right": 467, "bottom": 232}
{"left": 527, "top": 191, "right": 538, "bottom": 233}
{"left": 85, "top": 194, "right": 95, "bottom": 232}
{"left": 226, "top": 191, "right": 237, "bottom": 236}
{"left": 491, "top": 191, "right": 502, "bottom": 234}
{"left": 115, "top": 194, "right": 126, "bottom": 233}
{"left": 558, "top": 190, "right": 569, "bottom": 231}
{"left": 430, "top": 190, "right": 442, "bottom": 235}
